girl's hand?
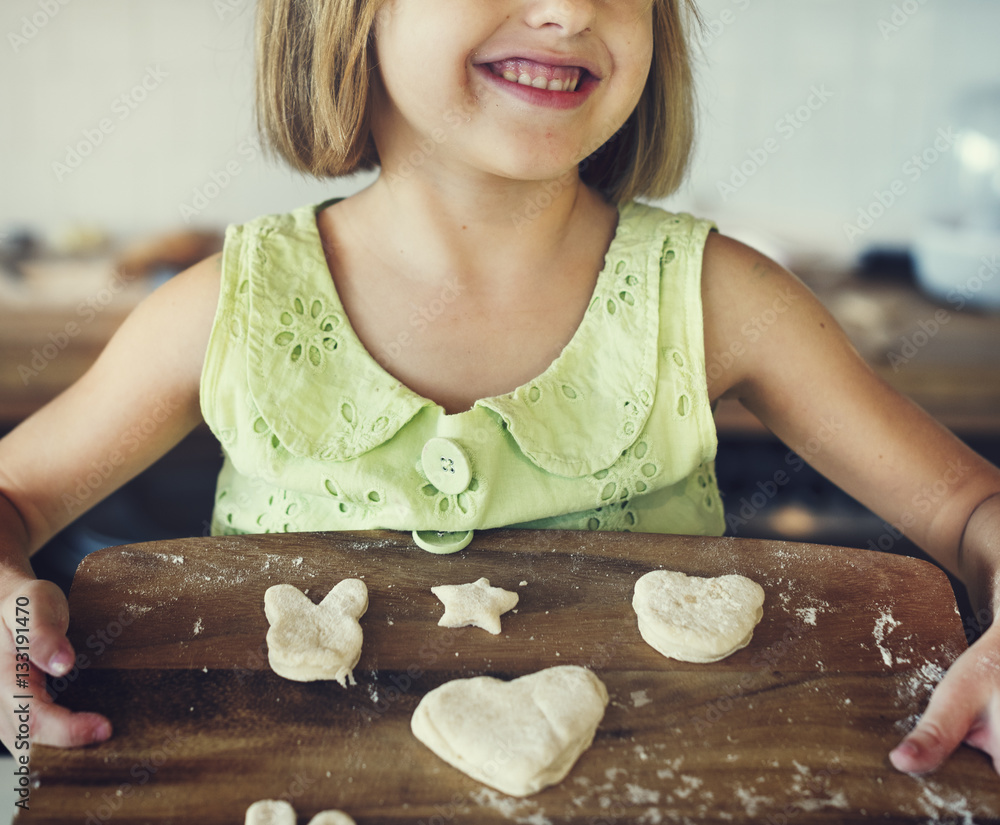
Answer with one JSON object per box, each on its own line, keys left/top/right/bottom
{"left": 890, "top": 621, "right": 1000, "bottom": 775}
{"left": 0, "top": 576, "right": 112, "bottom": 751}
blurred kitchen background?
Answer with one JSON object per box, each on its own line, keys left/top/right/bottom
{"left": 1, "top": 0, "right": 999, "bottom": 633}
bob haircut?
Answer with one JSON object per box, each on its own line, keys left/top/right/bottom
{"left": 255, "top": 0, "right": 700, "bottom": 204}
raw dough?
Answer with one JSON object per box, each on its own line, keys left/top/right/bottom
{"left": 306, "top": 815, "right": 356, "bottom": 825}
{"left": 632, "top": 570, "right": 765, "bottom": 663}
{"left": 411, "top": 665, "right": 608, "bottom": 797}
{"left": 431, "top": 577, "right": 518, "bottom": 635}
{"left": 245, "top": 800, "right": 355, "bottom": 825}
{"left": 264, "top": 579, "right": 368, "bottom": 685}
{"left": 245, "top": 800, "right": 294, "bottom": 825}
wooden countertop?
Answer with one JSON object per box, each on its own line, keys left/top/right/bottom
{"left": 18, "top": 529, "right": 1000, "bottom": 824}
{"left": 717, "top": 275, "right": 1000, "bottom": 436}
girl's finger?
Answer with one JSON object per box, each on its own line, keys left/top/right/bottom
{"left": 890, "top": 653, "right": 987, "bottom": 774}
{"left": 3, "top": 579, "right": 75, "bottom": 677}
{"left": 27, "top": 701, "right": 112, "bottom": 749}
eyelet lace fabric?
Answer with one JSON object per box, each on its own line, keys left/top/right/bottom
{"left": 200, "top": 200, "right": 725, "bottom": 538}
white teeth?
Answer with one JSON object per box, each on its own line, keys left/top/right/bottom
{"left": 495, "top": 64, "right": 583, "bottom": 92}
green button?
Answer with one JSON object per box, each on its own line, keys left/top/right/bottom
{"left": 412, "top": 529, "right": 474, "bottom": 554}
{"left": 421, "top": 438, "right": 472, "bottom": 495}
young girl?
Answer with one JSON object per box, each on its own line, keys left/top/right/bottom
{"left": 1, "top": 0, "right": 998, "bottom": 782}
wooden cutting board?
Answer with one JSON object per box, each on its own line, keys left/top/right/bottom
{"left": 18, "top": 530, "right": 1000, "bottom": 824}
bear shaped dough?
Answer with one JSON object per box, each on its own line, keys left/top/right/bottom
{"left": 411, "top": 665, "right": 608, "bottom": 797}
{"left": 632, "top": 570, "right": 765, "bottom": 663}
{"left": 264, "top": 579, "right": 368, "bottom": 685}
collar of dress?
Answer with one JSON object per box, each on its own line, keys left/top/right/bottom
{"left": 244, "top": 200, "right": 672, "bottom": 479}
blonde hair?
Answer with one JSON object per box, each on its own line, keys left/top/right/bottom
{"left": 255, "top": 0, "right": 700, "bottom": 203}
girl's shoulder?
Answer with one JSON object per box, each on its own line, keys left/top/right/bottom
{"left": 700, "top": 231, "right": 843, "bottom": 403}
{"left": 128, "top": 252, "right": 223, "bottom": 390}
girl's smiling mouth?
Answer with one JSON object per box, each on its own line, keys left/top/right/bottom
{"left": 474, "top": 56, "right": 600, "bottom": 110}
{"left": 487, "top": 58, "right": 585, "bottom": 92}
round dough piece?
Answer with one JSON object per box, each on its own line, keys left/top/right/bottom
{"left": 632, "top": 570, "right": 765, "bottom": 663}
{"left": 245, "top": 800, "right": 294, "bottom": 825}
{"left": 245, "top": 801, "right": 356, "bottom": 825}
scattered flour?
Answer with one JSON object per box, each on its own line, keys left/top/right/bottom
{"left": 471, "top": 788, "right": 551, "bottom": 824}
{"left": 735, "top": 785, "right": 774, "bottom": 816}
{"left": 785, "top": 760, "right": 849, "bottom": 812}
{"left": 604, "top": 767, "right": 628, "bottom": 784}
{"left": 795, "top": 607, "right": 817, "bottom": 626}
{"left": 625, "top": 784, "right": 660, "bottom": 804}
{"left": 873, "top": 607, "right": 901, "bottom": 667}
{"left": 121, "top": 604, "right": 152, "bottom": 619}
{"left": 656, "top": 756, "right": 684, "bottom": 780}
{"left": 631, "top": 690, "right": 652, "bottom": 708}
{"left": 916, "top": 781, "right": 976, "bottom": 824}
{"left": 897, "top": 659, "right": 947, "bottom": 708}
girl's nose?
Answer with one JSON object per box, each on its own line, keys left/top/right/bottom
{"left": 523, "top": 0, "right": 597, "bottom": 36}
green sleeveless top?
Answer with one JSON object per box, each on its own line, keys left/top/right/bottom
{"left": 200, "top": 199, "right": 725, "bottom": 546}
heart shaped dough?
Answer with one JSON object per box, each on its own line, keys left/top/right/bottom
{"left": 264, "top": 579, "right": 368, "bottom": 685}
{"left": 245, "top": 800, "right": 355, "bottom": 825}
{"left": 411, "top": 665, "right": 608, "bottom": 797}
{"left": 633, "top": 570, "right": 765, "bottom": 663}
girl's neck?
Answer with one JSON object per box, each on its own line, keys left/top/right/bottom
{"left": 349, "top": 168, "right": 618, "bottom": 293}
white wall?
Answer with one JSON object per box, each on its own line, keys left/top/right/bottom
{"left": 2, "top": 0, "right": 999, "bottom": 263}
{"left": 672, "top": 0, "right": 1000, "bottom": 262}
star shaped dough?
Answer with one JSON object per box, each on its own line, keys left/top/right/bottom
{"left": 431, "top": 577, "right": 519, "bottom": 635}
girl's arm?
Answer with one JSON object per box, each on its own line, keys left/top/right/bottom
{"left": 0, "top": 253, "right": 221, "bottom": 750}
{"left": 701, "top": 232, "right": 1000, "bottom": 774}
